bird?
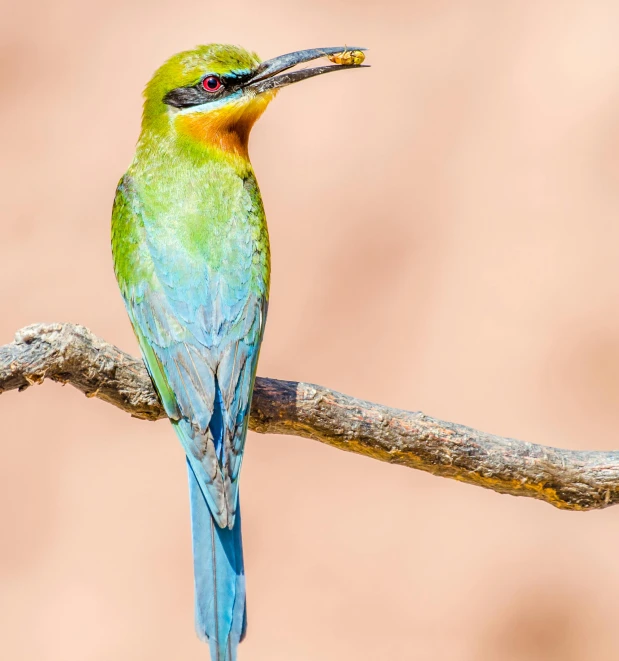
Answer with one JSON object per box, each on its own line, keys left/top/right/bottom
{"left": 111, "top": 43, "right": 365, "bottom": 661}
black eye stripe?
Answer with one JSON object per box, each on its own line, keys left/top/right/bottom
{"left": 163, "top": 74, "right": 250, "bottom": 109}
{"left": 163, "top": 85, "right": 207, "bottom": 108}
{"left": 222, "top": 70, "right": 254, "bottom": 85}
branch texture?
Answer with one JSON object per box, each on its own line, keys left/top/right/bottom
{"left": 2, "top": 323, "right": 619, "bottom": 512}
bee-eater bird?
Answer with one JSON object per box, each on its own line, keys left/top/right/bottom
{"left": 111, "top": 44, "right": 365, "bottom": 660}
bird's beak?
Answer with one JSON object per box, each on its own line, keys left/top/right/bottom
{"left": 244, "top": 47, "right": 368, "bottom": 95}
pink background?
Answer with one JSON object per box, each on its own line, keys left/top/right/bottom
{"left": 3, "top": 1, "right": 619, "bottom": 659}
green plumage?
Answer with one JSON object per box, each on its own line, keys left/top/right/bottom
{"left": 112, "top": 45, "right": 271, "bottom": 660}
{"left": 111, "top": 41, "right": 364, "bottom": 661}
{"left": 111, "top": 117, "right": 270, "bottom": 526}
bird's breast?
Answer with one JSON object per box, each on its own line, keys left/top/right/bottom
{"left": 138, "top": 158, "right": 270, "bottom": 304}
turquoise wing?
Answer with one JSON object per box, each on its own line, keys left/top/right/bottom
{"left": 112, "top": 175, "right": 266, "bottom": 528}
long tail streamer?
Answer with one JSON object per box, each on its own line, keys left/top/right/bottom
{"left": 187, "top": 459, "right": 247, "bottom": 661}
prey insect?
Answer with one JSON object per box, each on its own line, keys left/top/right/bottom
{"left": 327, "top": 48, "right": 365, "bottom": 66}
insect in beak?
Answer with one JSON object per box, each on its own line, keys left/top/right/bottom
{"left": 244, "top": 46, "right": 369, "bottom": 95}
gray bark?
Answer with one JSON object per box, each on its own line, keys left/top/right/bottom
{"left": 2, "top": 322, "right": 617, "bottom": 512}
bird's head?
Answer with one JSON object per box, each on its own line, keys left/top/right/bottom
{"left": 142, "top": 44, "right": 366, "bottom": 160}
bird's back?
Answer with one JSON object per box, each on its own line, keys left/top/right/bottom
{"left": 112, "top": 144, "right": 269, "bottom": 659}
{"left": 113, "top": 146, "right": 270, "bottom": 525}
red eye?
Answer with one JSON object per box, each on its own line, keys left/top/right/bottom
{"left": 202, "top": 76, "right": 222, "bottom": 92}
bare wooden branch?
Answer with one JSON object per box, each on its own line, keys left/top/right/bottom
{"left": 2, "top": 322, "right": 618, "bottom": 512}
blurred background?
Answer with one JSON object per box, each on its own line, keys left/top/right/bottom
{"left": 2, "top": 1, "right": 619, "bottom": 659}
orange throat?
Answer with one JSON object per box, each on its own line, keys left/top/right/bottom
{"left": 175, "top": 91, "right": 277, "bottom": 159}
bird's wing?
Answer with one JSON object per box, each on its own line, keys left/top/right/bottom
{"left": 112, "top": 175, "right": 266, "bottom": 528}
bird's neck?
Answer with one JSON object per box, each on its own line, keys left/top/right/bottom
{"left": 136, "top": 93, "right": 275, "bottom": 174}
{"left": 135, "top": 126, "right": 252, "bottom": 179}
{"left": 175, "top": 112, "right": 253, "bottom": 160}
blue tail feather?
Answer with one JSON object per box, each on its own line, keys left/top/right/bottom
{"left": 187, "top": 459, "right": 246, "bottom": 661}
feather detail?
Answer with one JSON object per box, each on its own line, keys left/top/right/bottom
{"left": 111, "top": 63, "right": 270, "bottom": 660}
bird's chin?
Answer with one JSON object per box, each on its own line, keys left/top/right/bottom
{"left": 242, "top": 86, "right": 279, "bottom": 104}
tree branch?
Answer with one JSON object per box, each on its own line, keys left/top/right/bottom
{"left": 2, "top": 322, "right": 618, "bottom": 512}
